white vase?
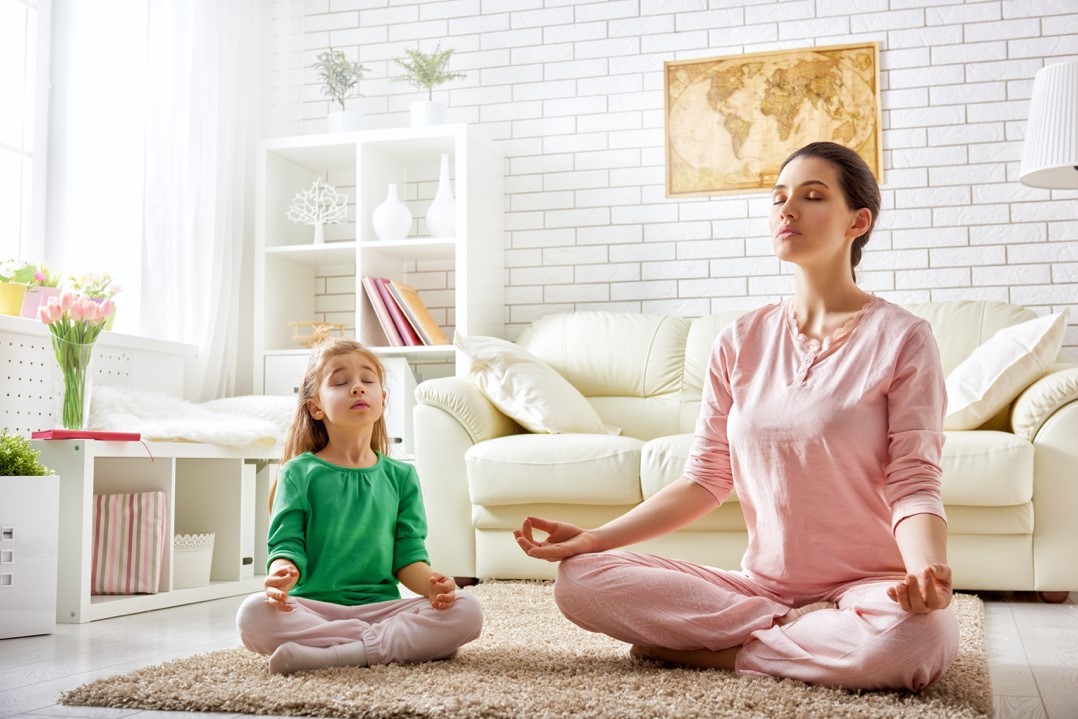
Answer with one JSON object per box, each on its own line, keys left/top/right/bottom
{"left": 327, "top": 108, "right": 363, "bottom": 133}
{"left": 312, "top": 222, "right": 324, "bottom": 244}
{"left": 409, "top": 99, "right": 446, "bottom": 127}
{"left": 426, "top": 154, "right": 455, "bottom": 238}
{"left": 371, "top": 184, "right": 412, "bottom": 242}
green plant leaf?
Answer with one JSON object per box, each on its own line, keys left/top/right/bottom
{"left": 0, "top": 429, "right": 53, "bottom": 476}
{"left": 391, "top": 44, "right": 466, "bottom": 100}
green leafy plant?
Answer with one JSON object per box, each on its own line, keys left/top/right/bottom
{"left": 0, "top": 259, "right": 36, "bottom": 285}
{"left": 0, "top": 429, "right": 53, "bottom": 476}
{"left": 392, "top": 44, "right": 466, "bottom": 100}
{"left": 312, "top": 48, "right": 370, "bottom": 110}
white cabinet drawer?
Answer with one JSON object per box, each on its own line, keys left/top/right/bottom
{"left": 264, "top": 354, "right": 310, "bottom": 396}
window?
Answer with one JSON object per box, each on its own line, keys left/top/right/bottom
{"left": 0, "top": 0, "right": 48, "bottom": 262}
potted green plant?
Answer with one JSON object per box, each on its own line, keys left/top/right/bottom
{"left": 19, "top": 262, "right": 62, "bottom": 320}
{"left": 0, "top": 428, "right": 59, "bottom": 639}
{"left": 392, "top": 44, "right": 467, "bottom": 126}
{"left": 312, "top": 47, "right": 370, "bottom": 133}
{"left": 0, "top": 259, "right": 35, "bottom": 316}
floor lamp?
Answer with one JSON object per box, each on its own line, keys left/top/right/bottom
{"left": 1019, "top": 60, "right": 1078, "bottom": 189}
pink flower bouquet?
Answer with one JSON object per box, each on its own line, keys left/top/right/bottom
{"left": 39, "top": 292, "right": 116, "bottom": 429}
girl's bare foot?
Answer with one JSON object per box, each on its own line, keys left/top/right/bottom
{"left": 775, "top": 601, "right": 836, "bottom": 626}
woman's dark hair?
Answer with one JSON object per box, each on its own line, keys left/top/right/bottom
{"left": 779, "top": 142, "right": 880, "bottom": 282}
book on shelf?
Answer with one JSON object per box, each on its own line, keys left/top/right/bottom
{"left": 361, "top": 276, "right": 404, "bottom": 346}
{"left": 386, "top": 280, "right": 451, "bottom": 346}
{"left": 372, "top": 277, "right": 422, "bottom": 346}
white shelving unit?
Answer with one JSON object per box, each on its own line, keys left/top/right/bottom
{"left": 254, "top": 124, "right": 505, "bottom": 396}
{"left": 33, "top": 439, "right": 277, "bottom": 623}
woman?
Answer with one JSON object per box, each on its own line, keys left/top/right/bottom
{"left": 514, "top": 142, "right": 958, "bottom": 691}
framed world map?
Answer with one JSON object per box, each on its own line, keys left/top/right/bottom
{"left": 664, "top": 42, "right": 881, "bottom": 197}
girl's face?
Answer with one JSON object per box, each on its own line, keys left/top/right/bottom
{"left": 769, "top": 156, "right": 870, "bottom": 272}
{"left": 307, "top": 351, "right": 386, "bottom": 428}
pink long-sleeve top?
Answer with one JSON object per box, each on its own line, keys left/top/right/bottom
{"left": 684, "top": 297, "right": 947, "bottom": 599}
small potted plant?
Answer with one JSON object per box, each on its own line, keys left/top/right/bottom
{"left": 312, "top": 47, "right": 370, "bottom": 133}
{"left": 0, "top": 259, "right": 35, "bottom": 316}
{"left": 392, "top": 44, "right": 467, "bottom": 126}
{"left": 0, "top": 428, "right": 59, "bottom": 639}
{"left": 19, "top": 263, "right": 62, "bottom": 320}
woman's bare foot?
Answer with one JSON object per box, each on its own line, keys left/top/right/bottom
{"left": 775, "top": 601, "right": 836, "bottom": 627}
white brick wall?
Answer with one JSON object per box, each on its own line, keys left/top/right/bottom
{"left": 270, "top": 0, "right": 1078, "bottom": 354}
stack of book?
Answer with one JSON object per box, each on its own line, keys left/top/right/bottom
{"left": 362, "top": 277, "right": 451, "bottom": 347}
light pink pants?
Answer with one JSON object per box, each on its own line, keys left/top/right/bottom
{"left": 555, "top": 551, "right": 959, "bottom": 691}
{"left": 236, "top": 592, "right": 482, "bottom": 665}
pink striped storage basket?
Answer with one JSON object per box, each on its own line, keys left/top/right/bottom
{"left": 91, "top": 491, "right": 167, "bottom": 595}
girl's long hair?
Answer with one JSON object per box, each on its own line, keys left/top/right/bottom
{"left": 268, "top": 339, "right": 390, "bottom": 511}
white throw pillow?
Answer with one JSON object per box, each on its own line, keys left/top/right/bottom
{"left": 454, "top": 333, "right": 620, "bottom": 435}
{"left": 944, "top": 311, "right": 1068, "bottom": 430}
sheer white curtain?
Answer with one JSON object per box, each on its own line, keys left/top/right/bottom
{"left": 141, "top": 0, "right": 260, "bottom": 400}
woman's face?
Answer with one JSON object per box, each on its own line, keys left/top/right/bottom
{"left": 769, "top": 156, "right": 868, "bottom": 272}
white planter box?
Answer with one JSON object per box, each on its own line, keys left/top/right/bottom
{"left": 0, "top": 475, "right": 60, "bottom": 638}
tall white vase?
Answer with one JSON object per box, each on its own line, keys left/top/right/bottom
{"left": 371, "top": 184, "right": 412, "bottom": 242}
{"left": 426, "top": 154, "right": 455, "bottom": 238}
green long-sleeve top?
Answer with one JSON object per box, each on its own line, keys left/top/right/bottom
{"left": 267, "top": 451, "right": 430, "bottom": 605}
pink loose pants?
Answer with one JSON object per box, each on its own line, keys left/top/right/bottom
{"left": 555, "top": 551, "right": 959, "bottom": 691}
{"left": 236, "top": 592, "right": 482, "bottom": 666}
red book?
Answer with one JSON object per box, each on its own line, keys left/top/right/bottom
{"left": 32, "top": 429, "right": 142, "bottom": 441}
{"left": 373, "top": 278, "right": 422, "bottom": 346}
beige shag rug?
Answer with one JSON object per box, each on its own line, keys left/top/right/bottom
{"left": 61, "top": 581, "right": 991, "bottom": 719}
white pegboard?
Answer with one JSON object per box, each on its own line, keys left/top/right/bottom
{"left": 1, "top": 334, "right": 134, "bottom": 435}
{"left": 0, "top": 315, "right": 196, "bottom": 437}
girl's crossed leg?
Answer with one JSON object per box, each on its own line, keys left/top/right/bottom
{"left": 236, "top": 592, "right": 483, "bottom": 673}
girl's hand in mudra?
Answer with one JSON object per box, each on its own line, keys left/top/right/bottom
{"left": 514, "top": 516, "right": 600, "bottom": 561}
{"left": 887, "top": 563, "right": 953, "bottom": 614}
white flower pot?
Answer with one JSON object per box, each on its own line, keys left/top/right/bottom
{"left": 409, "top": 100, "right": 446, "bottom": 127}
{"left": 327, "top": 109, "right": 363, "bottom": 133}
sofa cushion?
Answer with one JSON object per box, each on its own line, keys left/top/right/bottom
{"left": 466, "top": 434, "right": 644, "bottom": 506}
{"left": 454, "top": 333, "right": 618, "bottom": 435}
{"left": 940, "top": 431, "right": 1033, "bottom": 506}
{"left": 641, "top": 432, "right": 1029, "bottom": 508}
{"left": 943, "top": 312, "right": 1068, "bottom": 430}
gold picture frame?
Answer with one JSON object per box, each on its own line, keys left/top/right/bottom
{"left": 664, "top": 42, "right": 882, "bottom": 197}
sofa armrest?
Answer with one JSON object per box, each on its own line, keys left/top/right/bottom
{"left": 1029, "top": 393, "right": 1078, "bottom": 592}
{"left": 413, "top": 378, "right": 522, "bottom": 579}
{"left": 1010, "top": 363, "right": 1078, "bottom": 440}
{"left": 415, "top": 377, "right": 522, "bottom": 444}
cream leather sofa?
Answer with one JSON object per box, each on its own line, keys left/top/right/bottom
{"left": 414, "top": 301, "right": 1078, "bottom": 598}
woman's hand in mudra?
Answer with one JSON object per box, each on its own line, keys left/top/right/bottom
{"left": 887, "top": 563, "right": 953, "bottom": 614}
{"left": 514, "top": 516, "right": 600, "bottom": 562}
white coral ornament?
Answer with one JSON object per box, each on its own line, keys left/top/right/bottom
{"left": 286, "top": 177, "right": 349, "bottom": 244}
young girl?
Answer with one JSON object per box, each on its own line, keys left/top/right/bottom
{"left": 515, "top": 142, "right": 959, "bottom": 692}
{"left": 237, "top": 339, "right": 482, "bottom": 674}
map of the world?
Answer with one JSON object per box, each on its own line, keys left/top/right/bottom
{"left": 665, "top": 43, "right": 881, "bottom": 196}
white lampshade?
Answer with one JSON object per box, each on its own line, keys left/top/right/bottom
{"left": 1019, "top": 60, "right": 1078, "bottom": 189}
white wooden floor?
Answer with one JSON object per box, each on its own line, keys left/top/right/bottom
{"left": 0, "top": 590, "right": 1075, "bottom": 719}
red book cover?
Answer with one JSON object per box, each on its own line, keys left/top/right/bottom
{"left": 32, "top": 429, "right": 142, "bottom": 441}
{"left": 374, "top": 278, "right": 422, "bottom": 346}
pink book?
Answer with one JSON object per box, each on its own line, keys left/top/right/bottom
{"left": 362, "top": 276, "right": 404, "bottom": 346}
{"left": 374, "top": 277, "right": 422, "bottom": 346}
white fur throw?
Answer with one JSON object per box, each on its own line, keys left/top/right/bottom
{"left": 90, "top": 385, "right": 296, "bottom": 448}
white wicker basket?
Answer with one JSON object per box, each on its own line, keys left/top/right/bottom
{"left": 173, "top": 532, "right": 214, "bottom": 589}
